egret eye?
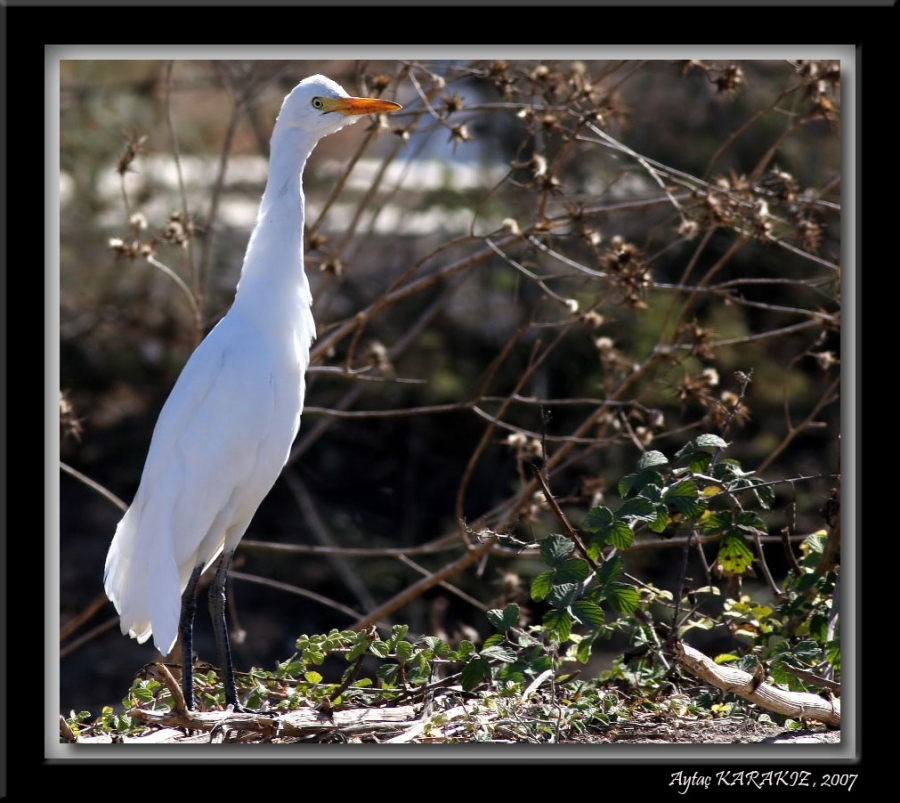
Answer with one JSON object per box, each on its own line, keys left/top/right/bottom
{"left": 311, "top": 97, "right": 325, "bottom": 110}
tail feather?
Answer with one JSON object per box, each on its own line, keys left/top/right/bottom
{"left": 104, "top": 502, "right": 182, "bottom": 656}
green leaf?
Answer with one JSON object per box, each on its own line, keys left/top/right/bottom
{"left": 555, "top": 558, "right": 591, "bottom": 584}
{"left": 369, "top": 640, "right": 390, "bottom": 659}
{"left": 809, "top": 612, "right": 828, "bottom": 643}
{"left": 605, "top": 519, "right": 634, "bottom": 549}
{"left": 346, "top": 643, "right": 368, "bottom": 662}
{"left": 540, "top": 533, "right": 575, "bottom": 566}
{"left": 460, "top": 657, "right": 490, "bottom": 691}
{"left": 576, "top": 633, "right": 596, "bottom": 664}
{"left": 695, "top": 433, "right": 729, "bottom": 453}
{"left": 770, "top": 661, "right": 794, "bottom": 688}
{"left": 673, "top": 441, "right": 693, "bottom": 462}
{"left": 701, "top": 510, "right": 733, "bottom": 535}
{"left": 713, "top": 458, "right": 749, "bottom": 478}
{"left": 648, "top": 508, "right": 670, "bottom": 533}
{"left": 481, "top": 645, "right": 517, "bottom": 663}
{"left": 753, "top": 483, "right": 776, "bottom": 510}
{"left": 664, "top": 479, "right": 707, "bottom": 518}
{"left": 638, "top": 450, "right": 669, "bottom": 470}
{"left": 687, "top": 451, "right": 713, "bottom": 474}
{"left": 420, "top": 636, "right": 448, "bottom": 656}
{"left": 572, "top": 600, "right": 605, "bottom": 628}
{"left": 483, "top": 633, "right": 505, "bottom": 649}
{"left": 279, "top": 661, "right": 305, "bottom": 678}
{"left": 376, "top": 664, "right": 399, "bottom": 686}
{"left": 322, "top": 632, "right": 347, "bottom": 652}
{"left": 582, "top": 506, "right": 614, "bottom": 535}
{"left": 131, "top": 686, "right": 154, "bottom": 703}
{"left": 619, "top": 473, "right": 637, "bottom": 498}
{"left": 543, "top": 608, "right": 573, "bottom": 642}
{"left": 735, "top": 510, "right": 766, "bottom": 532}
{"left": 618, "top": 496, "right": 657, "bottom": 522}
{"left": 607, "top": 582, "right": 640, "bottom": 614}
{"left": 395, "top": 641, "right": 413, "bottom": 662}
{"left": 620, "top": 469, "right": 664, "bottom": 498}
{"left": 717, "top": 532, "right": 754, "bottom": 575}
{"left": 598, "top": 555, "right": 624, "bottom": 583}
{"left": 546, "top": 582, "right": 578, "bottom": 609}
{"left": 487, "top": 603, "right": 520, "bottom": 632}
{"left": 390, "top": 624, "right": 410, "bottom": 643}
{"left": 792, "top": 639, "right": 821, "bottom": 663}
{"left": 802, "top": 532, "right": 827, "bottom": 554}
{"left": 452, "top": 640, "right": 476, "bottom": 661}
{"left": 531, "top": 570, "right": 555, "bottom": 601}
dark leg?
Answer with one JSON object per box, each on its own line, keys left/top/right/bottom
{"left": 179, "top": 564, "right": 203, "bottom": 710}
{"left": 209, "top": 550, "right": 243, "bottom": 709}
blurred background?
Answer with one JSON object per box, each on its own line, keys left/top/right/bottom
{"left": 59, "top": 58, "right": 842, "bottom": 716}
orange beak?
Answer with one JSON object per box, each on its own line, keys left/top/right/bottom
{"left": 326, "top": 96, "right": 402, "bottom": 116}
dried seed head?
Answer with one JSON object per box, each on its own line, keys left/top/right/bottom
{"left": 497, "top": 571, "right": 523, "bottom": 597}
{"left": 60, "top": 390, "right": 83, "bottom": 441}
{"left": 580, "top": 311, "right": 604, "bottom": 330}
{"left": 164, "top": 212, "right": 192, "bottom": 247}
{"left": 366, "top": 340, "right": 394, "bottom": 377}
{"left": 320, "top": 259, "right": 343, "bottom": 278}
{"left": 677, "top": 218, "right": 699, "bottom": 239}
{"left": 117, "top": 134, "right": 147, "bottom": 176}
{"left": 501, "top": 218, "right": 521, "bottom": 236}
{"left": 307, "top": 231, "right": 328, "bottom": 251}
{"left": 448, "top": 124, "right": 472, "bottom": 149}
{"left": 505, "top": 432, "right": 527, "bottom": 448}
{"left": 753, "top": 199, "right": 772, "bottom": 237}
{"left": 715, "top": 63, "right": 745, "bottom": 95}
{"left": 443, "top": 93, "right": 464, "bottom": 115}
{"left": 721, "top": 390, "right": 740, "bottom": 408}
{"left": 814, "top": 351, "right": 839, "bottom": 371}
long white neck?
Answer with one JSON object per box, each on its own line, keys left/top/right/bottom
{"left": 231, "top": 128, "right": 318, "bottom": 338}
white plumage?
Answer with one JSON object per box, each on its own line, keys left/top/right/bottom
{"left": 103, "top": 74, "right": 401, "bottom": 709}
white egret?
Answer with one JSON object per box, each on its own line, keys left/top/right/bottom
{"left": 103, "top": 74, "right": 401, "bottom": 710}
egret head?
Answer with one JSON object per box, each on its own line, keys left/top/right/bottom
{"left": 275, "top": 74, "right": 401, "bottom": 142}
